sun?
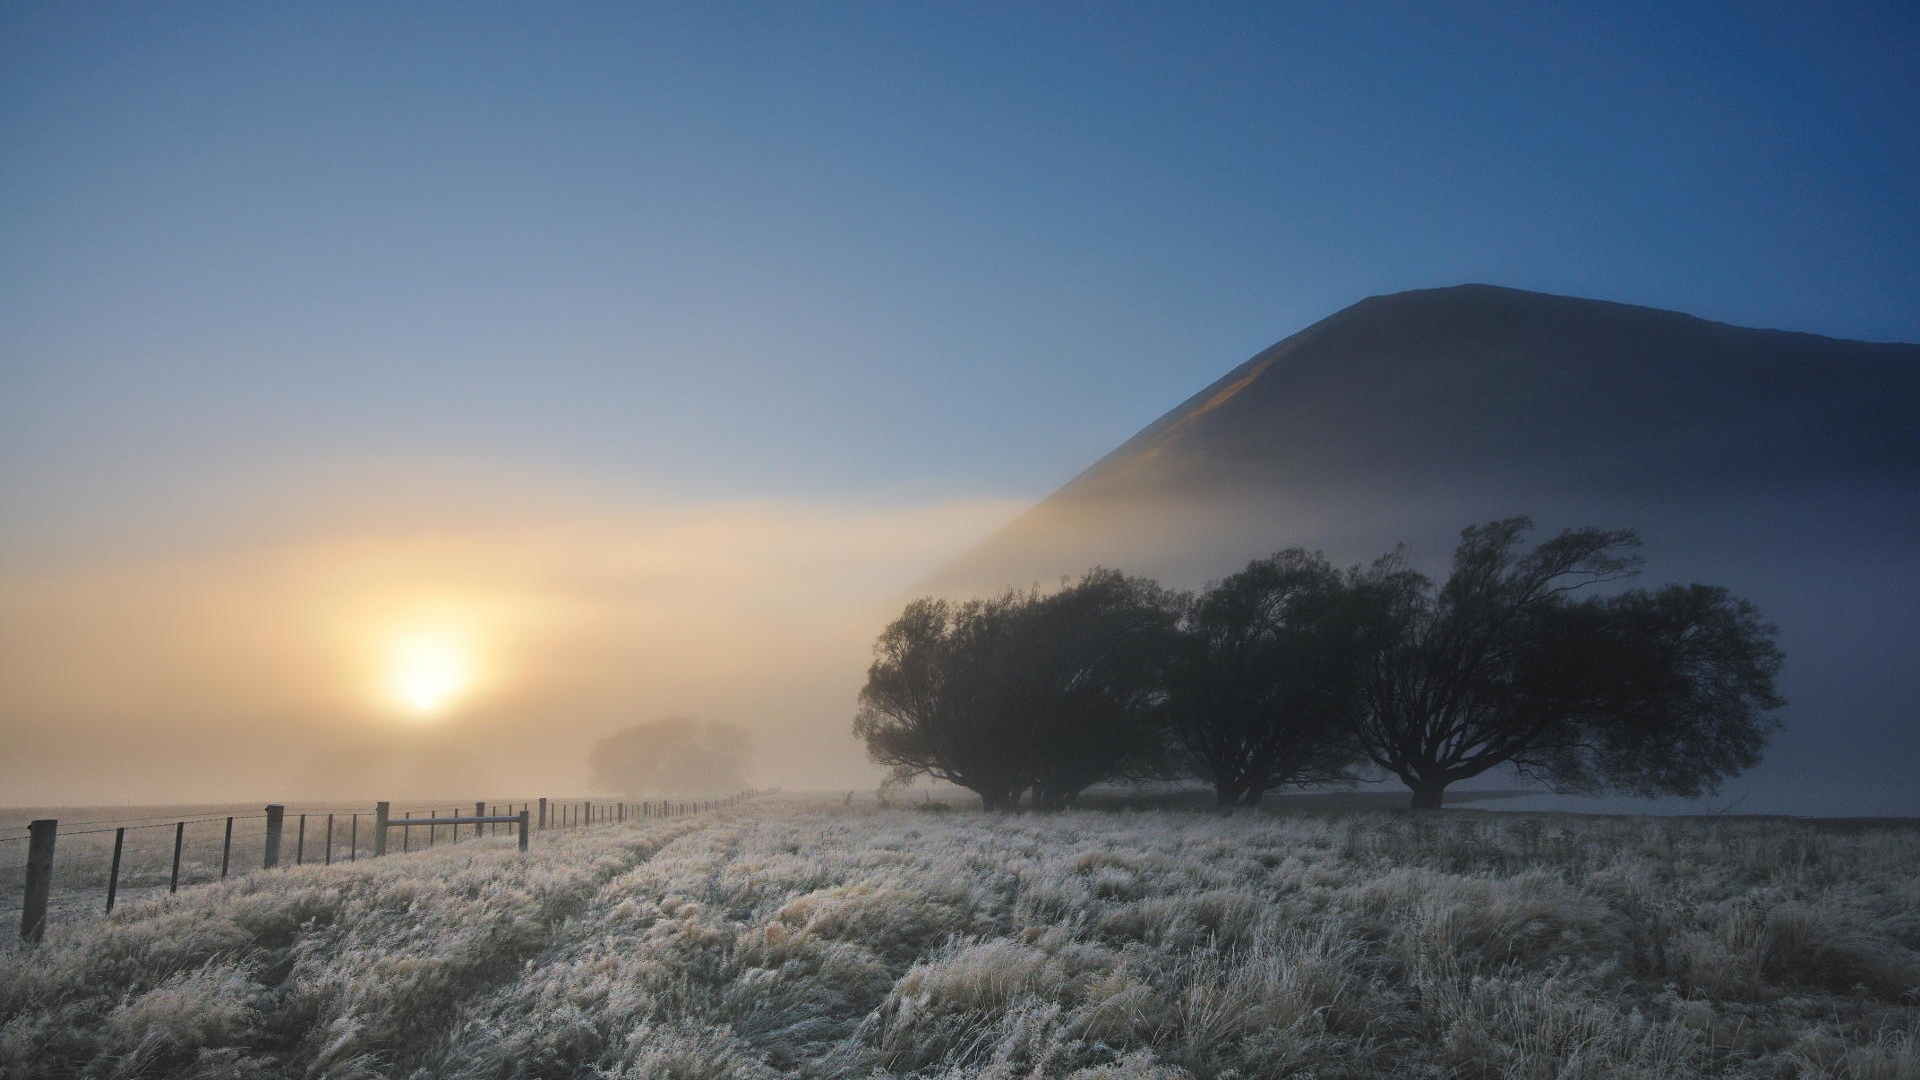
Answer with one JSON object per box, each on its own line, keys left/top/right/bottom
{"left": 385, "top": 632, "right": 474, "bottom": 716}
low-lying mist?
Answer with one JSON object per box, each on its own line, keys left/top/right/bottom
{"left": 0, "top": 467, "right": 1026, "bottom": 806}
{"left": 926, "top": 479, "right": 1920, "bottom": 817}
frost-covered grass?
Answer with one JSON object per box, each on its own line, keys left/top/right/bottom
{"left": 2, "top": 798, "right": 1916, "bottom": 1079}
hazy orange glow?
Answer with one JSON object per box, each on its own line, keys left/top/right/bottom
{"left": 385, "top": 631, "right": 475, "bottom": 716}
{"left": 0, "top": 471, "right": 1027, "bottom": 803}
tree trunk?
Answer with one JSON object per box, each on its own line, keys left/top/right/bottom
{"left": 1214, "top": 780, "right": 1246, "bottom": 807}
{"left": 1243, "top": 786, "right": 1266, "bottom": 807}
{"left": 1408, "top": 777, "right": 1448, "bottom": 811}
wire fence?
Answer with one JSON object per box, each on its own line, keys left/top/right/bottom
{"left": 5, "top": 792, "right": 756, "bottom": 942}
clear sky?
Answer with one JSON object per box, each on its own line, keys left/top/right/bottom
{"left": 3, "top": 3, "right": 1917, "bottom": 803}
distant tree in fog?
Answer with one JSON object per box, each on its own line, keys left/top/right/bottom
{"left": 1168, "top": 549, "right": 1368, "bottom": 806}
{"left": 589, "top": 717, "right": 751, "bottom": 796}
{"left": 1349, "top": 518, "right": 1785, "bottom": 810}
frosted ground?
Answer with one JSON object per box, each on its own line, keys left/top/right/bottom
{"left": 2, "top": 797, "right": 1916, "bottom": 1079}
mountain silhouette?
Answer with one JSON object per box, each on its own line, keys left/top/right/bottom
{"left": 927, "top": 284, "right": 1920, "bottom": 813}
{"left": 932, "top": 284, "right": 1918, "bottom": 592}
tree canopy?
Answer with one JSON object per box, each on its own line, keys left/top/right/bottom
{"left": 854, "top": 569, "right": 1178, "bottom": 810}
{"left": 1167, "top": 549, "right": 1367, "bottom": 806}
{"left": 1018, "top": 568, "right": 1181, "bottom": 808}
{"left": 854, "top": 517, "right": 1785, "bottom": 811}
{"left": 1347, "top": 518, "right": 1783, "bottom": 808}
{"left": 854, "top": 593, "right": 1033, "bottom": 809}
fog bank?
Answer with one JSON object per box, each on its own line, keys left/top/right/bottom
{"left": 0, "top": 469, "right": 1025, "bottom": 805}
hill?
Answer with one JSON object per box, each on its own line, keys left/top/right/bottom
{"left": 925, "top": 285, "right": 1920, "bottom": 814}
{"left": 931, "top": 284, "right": 1918, "bottom": 592}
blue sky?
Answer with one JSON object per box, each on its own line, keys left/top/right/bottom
{"left": 6, "top": 3, "right": 1917, "bottom": 517}
{"left": 3, "top": 3, "right": 1917, "bottom": 799}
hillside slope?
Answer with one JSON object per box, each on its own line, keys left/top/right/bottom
{"left": 925, "top": 285, "right": 1920, "bottom": 814}
{"left": 931, "top": 284, "right": 1919, "bottom": 593}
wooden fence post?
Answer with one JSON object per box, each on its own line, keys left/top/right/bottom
{"left": 538, "top": 797, "right": 547, "bottom": 831}
{"left": 325, "top": 814, "right": 334, "bottom": 866}
{"left": 296, "top": 814, "right": 307, "bottom": 865}
{"left": 169, "top": 821, "right": 185, "bottom": 892}
{"left": 220, "top": 817, "right": 234, "bottom": 878}
{"left": 518, "top": 810, "right": 530, "bottom": 852}
{"left": 20, "top": 819, "right": 55, "bottom": 943}
{"left": 475, "top": 801, "right": 486, "bottom": 841}
{"left": 373, "top": 802, "right": 390, "bottom": 857}
{"left": 106, "top": 827, "right": 125, "bottom": 914}
{"left": 263, "top": 805, "right": 285, "bottom": 869}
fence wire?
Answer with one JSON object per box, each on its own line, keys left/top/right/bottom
{"left": 6, "top": 793, "right": 752, "bottom": 938}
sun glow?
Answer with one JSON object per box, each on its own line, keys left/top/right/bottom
{"left": 385, "top": 632, "right": 474, "bottom": 717}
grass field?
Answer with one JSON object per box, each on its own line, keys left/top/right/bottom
{"left": 2, "top": 796, "right": 1916, "bottom": 1079}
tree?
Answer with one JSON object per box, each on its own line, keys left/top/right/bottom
{"left": 1168, "top": 549, "right": 1367, "bottom": 806}
{"left": 589, "top": 717, "right": 752, "bottom": 796}
{"left": 854, "top": 594, "right": 1035, "bottom": 810}
{"left": 1350, "top": 518, "right": 1784, "bottom": 810}
{"left": 1018, "top": 568, "right": 1182, "bottom": 809}
{"left": 1521, "top": 582, "right": 1787, "bottom": 799}
{"left": 854, "top": 569, "right": 1180, "bottom": 810}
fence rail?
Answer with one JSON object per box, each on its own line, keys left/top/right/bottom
{"left": 11, "top": 792, "right": 753, "bottom": 942}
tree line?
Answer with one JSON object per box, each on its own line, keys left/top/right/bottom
{"left": 854, "top": 518, "right": 1784, "bottom": 811}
